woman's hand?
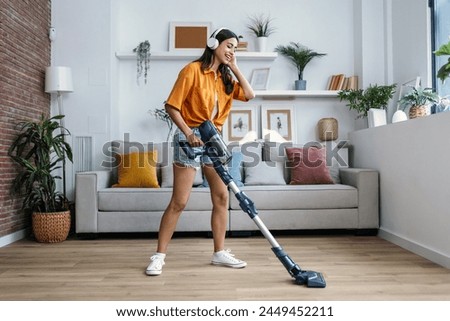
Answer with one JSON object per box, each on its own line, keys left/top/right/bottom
{"left": 187, "top": 132, "right": 203, "bottom": 147}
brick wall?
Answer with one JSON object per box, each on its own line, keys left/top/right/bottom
{"left": 0, "top": 0, "right": 51, "bottom": 238}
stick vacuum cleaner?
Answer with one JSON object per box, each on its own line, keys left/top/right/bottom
{"left": 180, "top": 120, "right": 326, "bottom": 288}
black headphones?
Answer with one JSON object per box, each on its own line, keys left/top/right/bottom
{"left": 207, "top": 27, "right": 227, "bottom": 50}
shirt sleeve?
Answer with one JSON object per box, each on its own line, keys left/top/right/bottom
{"left": 232, "top": 81, "right": 249, "bottom": 102}
{"left": 165, "top": 64, "right": 194, "bottom": 111}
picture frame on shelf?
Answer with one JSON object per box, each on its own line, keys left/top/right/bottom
{"left": 261, "top": 105, "right": 295, "bottom": 142}
{"left": 222, "top": 105, "right": 259, "bottom": 143}
{"left": 169, "top": 22, "right": 212, "bottom": 51}
{"left": 250, "top": 68, "right": 271, "bottom": 90}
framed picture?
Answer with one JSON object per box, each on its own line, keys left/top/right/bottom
{"left": 250, "top": 68, "right": 271, "bottom": 90}
{"left": 223, "top": 105, "right": 259, "bottom": 143}
{"left": 261, "top": 105, "right": 295, "bottom": 142}
{"left": 169, "top": 22, "right": 212, "bottom": 51}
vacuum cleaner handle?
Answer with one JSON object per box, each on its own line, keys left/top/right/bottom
{"left": 178, "top": 141, "right": 204, "bottom": 160}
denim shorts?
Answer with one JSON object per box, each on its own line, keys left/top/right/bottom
{"left": 173, "top": 128, "right": 212, "bottom": 168}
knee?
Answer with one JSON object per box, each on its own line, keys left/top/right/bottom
{"left": 167, "top": 199, "right": 188, "bottom": 213}
{"left": 212, "top": 191, "right": 229, "bottom": 209}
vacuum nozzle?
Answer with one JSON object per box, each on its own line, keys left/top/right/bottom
{"left": 294, "top": 271, "right": 326, "bottom": 288}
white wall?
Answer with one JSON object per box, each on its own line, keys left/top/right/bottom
{"left": 111, "top": 0, "right": 357, "bottom": 143}
{"left": 388, "top": 0, "right": 432, "bottom": 121}
{"left": 52, "top": 0, "right": 368, "bottom": 198}
{"left": 349, "top": 112, "right": 450, "bottom": 269}
{"left": 51, "top": 0, "right": 113, "bottom": 200}
{"left": 349, "top": 0, "right": 450, "bottom": 268}
{"left": 51, "top": 0, "right": 393, "bottom": 198}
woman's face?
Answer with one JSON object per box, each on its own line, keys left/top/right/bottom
{"left": 214, "top": 37, "right": 238, "bottom": 65}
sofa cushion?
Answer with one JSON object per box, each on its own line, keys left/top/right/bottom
{"left": 262, "top": 142, "right": 345, "bottom": 184}
{"left": 201, "top": 151, "right": 244, "bottom": 188}
{"left": 112, "top": 151, "right": 160, "bottom": 188}
{"left": 285, "top": 147, "right": 334, "bottom": 184}
{"left": 229, "top": 185, "right": 357, "bottom": 210}
{"left": 243, "top": 161, "right": 286, "bottom": 185}
{"left": 228, "top": 151, "right": 244, "bottom": 186}
{"left": 98, "top": 187, "right": 213, "bottom": 211}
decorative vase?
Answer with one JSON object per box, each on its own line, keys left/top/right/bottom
{"left": 295, "top": 79, "right": 307, "bottom": 90}
{"left": 255, "top": 36, "right": 268, "bottom": 52}
{"left": 32, "top": 210, "right": 71, "bottom": 243}
{"left": 409, "top": 105, "right": 427, "bottom": 119}
{"left": 367, "top": 108, "right": 387, "bottom": 127}
{"left": 392, "top": 110, "right": 408, "bottom": 123}
{"left": 318, "top": 118, "right": 338, "bottom": 141}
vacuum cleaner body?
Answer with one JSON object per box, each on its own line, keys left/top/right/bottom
{"left": 181, "top": 120, "right": 326, "bottom": 288}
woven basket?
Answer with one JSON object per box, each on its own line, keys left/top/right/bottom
{"left": 409, "top": 105, "right": 427, "bottom": 119}
{"left": 32, "top": 211, "right": 71, "bottom": 243}
{"left": 318, "top": 118, "right": 338, "bottom": 141}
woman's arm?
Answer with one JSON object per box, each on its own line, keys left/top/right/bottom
{"left": 228, "top": 58, "right": 255, "bottom": 100}
{"left": 165, "top": 104, "right": 203, "bottom": 147}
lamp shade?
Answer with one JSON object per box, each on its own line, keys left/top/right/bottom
{"left": 45, "top": 66, "right": 74, "bottom": 93}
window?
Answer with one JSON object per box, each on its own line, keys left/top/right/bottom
{"left": 431, "top": 0, "right": 450, "bottom": 97}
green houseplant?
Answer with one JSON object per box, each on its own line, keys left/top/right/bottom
{"left": 133, "top": 40, "right": 151, "bottom": 85}
{"left": 275, "top": 42, "right": 327, "bottom": 90}
{"left": 398, "top": 86, "right": 439, "bottom": 119}
{"left": 338, "top": 84, "right": 397, "bottom": 119}
{"left": 434, "top": 40, "right": 450, "bottom": 84}
{"left": 8, "top": 114, "right": 73, "bottom": 242}
{"left": 246, "top": 13, "right": 275, "bottom": 51}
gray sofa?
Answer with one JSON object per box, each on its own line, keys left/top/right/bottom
{"left": 75, "top": 141, "right": 379, "bottom": 236}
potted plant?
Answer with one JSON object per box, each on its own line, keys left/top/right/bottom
{"left": 8, "top": 114, "right": 73, "bottom": 243}
{"left": 338, "top": 84, "right": 397, "bottom": 120}
{"left": 246, "top": 13, "right": 275, "bottom": 52}
{"left": 398, "top": 86, "right": 439, "bottom": 119}
{"left": 275, "top": 42, "right": 327, "bottom": 90}
{"left": 133, "top": 40, "right": 151, "bottom": 85}
{"left": 434, "top": 40, "right": 450, "bottom": 84}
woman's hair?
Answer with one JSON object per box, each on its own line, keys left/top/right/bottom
{"left": 195, "top": 29, "right": 239, "bottom": 95}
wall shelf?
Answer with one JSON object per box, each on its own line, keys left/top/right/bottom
{"left": 115, "top": 51, "right": 278, "bottom": 61}
{"left": 254, "top": 90, "right": 339, "bottom": 99}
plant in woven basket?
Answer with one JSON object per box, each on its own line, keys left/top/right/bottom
{"left": 398, "top": 86, "right": 439, "bottom": 119}
{"left": 8, "top": 114, "right": 73, "bottom": 242}
{"left": 338, "top": 83, "right": 397, "bottom": 118}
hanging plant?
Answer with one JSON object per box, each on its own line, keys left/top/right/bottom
{"left": 133, "top": 40, "right": 151, "bottom": 85}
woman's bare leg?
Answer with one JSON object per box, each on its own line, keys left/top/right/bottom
{"left": 156, "top": 164, "right": 197, "bottom": 253}
{"left": 203, "top": 165, "right": 229, "bottom": 252}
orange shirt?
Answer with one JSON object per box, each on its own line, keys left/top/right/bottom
{"left": 165, "top": 61, "right": 248, "bottom": 129}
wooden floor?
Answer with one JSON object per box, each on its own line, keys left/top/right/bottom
{"left": 1, "top": 233, "right": 450, "bottom": 301}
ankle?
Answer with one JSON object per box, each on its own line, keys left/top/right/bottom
{"left": 154, "top": 252, "right": 166, "bottom": 259}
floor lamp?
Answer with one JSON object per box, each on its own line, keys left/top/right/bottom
{"left": 45, "top": 66, "right": 74, "bottom": 200}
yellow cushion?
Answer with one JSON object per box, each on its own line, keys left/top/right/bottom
{"left": 113, "top": 151, "right": 160, "bottom": 188}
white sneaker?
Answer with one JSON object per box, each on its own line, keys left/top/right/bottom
{"left": 211, "top": 249, "right": 247, "bottom": 268}
{"left": 145, "top": 253, "right": 166, "bottom": 276}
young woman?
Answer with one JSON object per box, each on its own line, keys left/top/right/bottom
{"left": 146, "top": 28, "right": 255, "bottom": 276}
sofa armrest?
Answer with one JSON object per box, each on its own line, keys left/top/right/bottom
{"left": 339, "top": 168, "right": 379, "bottom": 229}
{"left": 75, "top": 170, "right": 112, "bottom": 233}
